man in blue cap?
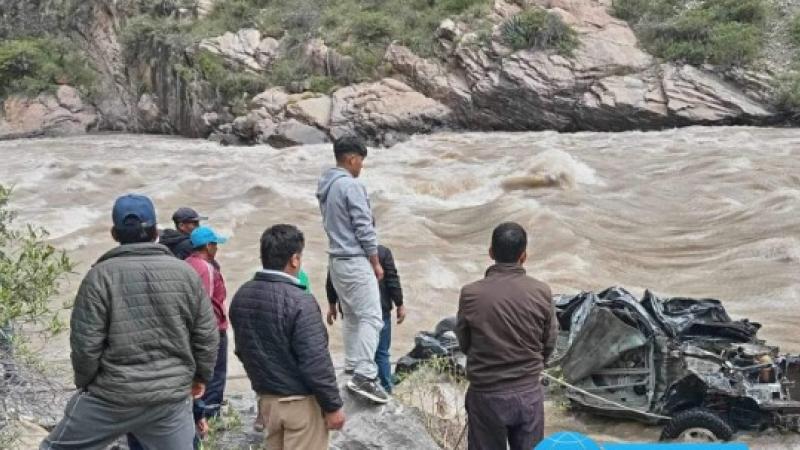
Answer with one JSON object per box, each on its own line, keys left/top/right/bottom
{"left": 186, "top": 226, "right": 229, "bottom": 434}
{"left": 41, "top": 194, "right": 219, "bottom": 450}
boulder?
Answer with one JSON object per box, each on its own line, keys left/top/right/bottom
{"left": 330, "top": 78, "right": 452, "bottom": 146}
{"left": 136, "top": 93, "right": 170, "bottom": 134}
{"left": 266, "top": 119, "right": 329, "bottom": 148}
{"left": 199, "top": 29, "right": 280, "bottom": 72}
{"left": 0, "top": 87, "right": 98, "bottom": 140}
{"left": 251, "top": 88, "right": 290, "bottom": 116}
{"left": 286, "top": 95, "right": 332, "bottom": 129}
{"left": 304, "top": 39, "right": 355, "bottom": 80}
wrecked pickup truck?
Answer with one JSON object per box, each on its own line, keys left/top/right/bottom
{"left": 396, "top": 287, "right": 800, "bottom": 442}
{"left": 555, "top": 287, "right": 800, "bottom": 441}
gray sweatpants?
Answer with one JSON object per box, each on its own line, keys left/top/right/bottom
{"left": 41, "top": 391, "right": 194, "bottom": 450}
{"left": 330, "top": 256, "right": 383, "bottom": 379}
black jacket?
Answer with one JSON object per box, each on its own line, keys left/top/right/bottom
{"left": 326, "top": 245, "right": 403, "bottom": 313}
{"left": 159, "top": 229, "right": 194, "bottom": 260}
{"left": 229, "top": 271, "right": 342, "bottom": 413}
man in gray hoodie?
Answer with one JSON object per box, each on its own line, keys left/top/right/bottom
{"left": 316, "top": 135, "right": 389, "bottom": 403}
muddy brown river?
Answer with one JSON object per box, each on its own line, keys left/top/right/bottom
{"left": 2, "top": 128, "right": 799, "bottom": 448}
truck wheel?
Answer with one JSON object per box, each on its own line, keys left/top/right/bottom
{"left": 660, "top": 408, "right": 734, "bottom": 442}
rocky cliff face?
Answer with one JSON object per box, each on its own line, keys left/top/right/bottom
{"left": 0, "top": 0, "right": 785, "bottom": 145}
{"left": 386, "top": 0, "right": 775, "bottom": 132}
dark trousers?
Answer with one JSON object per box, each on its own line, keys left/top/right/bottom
{"left": 375, "top": 312, "right": 393, "bottom": 393}
{"left": 127, "top": 331, "right": 227, "bottom": 450}
{"left": 465, "top": 384, "right": 544, "bottom": 450}
{"left": 202, "top": 330, "right": 228, "bottom": 418}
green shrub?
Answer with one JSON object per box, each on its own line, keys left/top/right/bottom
{"left": 195, "top": 50, "right": 270, "bottom": 100}
{"left": 351, "top": 11, "right": 398, "bottom": 43}
{"left": 306, "top": 76, "right": 338, "bottom": 94}
{"left": 0, "top": 38, "right": 94, "bottom": 99}
{"left": 613, "top": 0, "right": 768, "bottom": 67}
{"left": 774, "top": 70, "right": 800, "bottom": 110}
{"left": 709, "top": 22, "right": 761, "bottom": 66}
{"left": 500, "top": 8, "right": 579, "bottom": 54}
{"left": 0, "top": 184, "right": 73, "bottom": 337}
{"left": 790, "top": 14, "right": 800, "bottom": 46}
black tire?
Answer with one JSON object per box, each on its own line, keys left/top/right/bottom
{"left": 660, "top": 408, "right": 734, "bottom": 442}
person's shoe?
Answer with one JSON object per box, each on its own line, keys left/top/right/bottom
{"left": 347, "top": 374, "right": 390, "bottom": 404}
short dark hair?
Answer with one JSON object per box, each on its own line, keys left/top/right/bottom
{"left": 491, "top": 222, "right": 527, "bottom": 263}
{"left": 260, "top": 224, "right": 305, "bottom": 270}
{"left": 334, "top": 135, "right": 368, "bottom": 162}
{"left": 115, "top": 222, "right": 158, "bottom": 244}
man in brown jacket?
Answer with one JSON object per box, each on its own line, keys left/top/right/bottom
{"left": 456, "top": 222, "right": 558, "bottom": 450}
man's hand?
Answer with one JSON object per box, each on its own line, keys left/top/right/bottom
{"left": 396, "top": 305, "right": 406, "bottom": 325}
{"left": 197, "top": 418, "right": 210, "bottom": 439}
{"left": 325, "top": 408, "right": 346, "bottom": 430}
{"left": 369, "top": 254, "right": 384, "bottom": 281}
{"left": 191, "top": 381, "right": 206, "bottom": 399}
{"left": 372, "top": 261, "right": 384, "bottom": 281}
{"left": 327, "top": 305, "right": 338, "bottom": 325}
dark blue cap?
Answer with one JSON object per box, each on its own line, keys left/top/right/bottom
{"left": 112, "top": 194, "right": 157, "bottom": 229}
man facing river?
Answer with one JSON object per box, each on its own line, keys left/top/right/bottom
{"left": 316, "top": 135, "right": 388, "bottom": 404}
{"left": 456, "top": 222, "right": 558, "bottom": 450}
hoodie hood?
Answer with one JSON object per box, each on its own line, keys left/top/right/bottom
{"left": 316, "top": 168, "right": 351, "bottom": 204}
{"left": 95, "top": 242, "right": 172, "bottom": 265}
{"left": 159, "top": 228, "right": 189, "bottom": 246}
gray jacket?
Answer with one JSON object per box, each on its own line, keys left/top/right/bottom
{"left": 70, "top": 243, "right": 219, "bottom": 406}
{"left": 316, "top": 167, "right": 378, "bottom": 257}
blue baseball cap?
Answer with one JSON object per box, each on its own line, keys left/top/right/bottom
{"left": 190, "top": 226, "right": 228, "bottom": 248}
{"left": 112, "top": 194, "right": 156, "bottom": 229}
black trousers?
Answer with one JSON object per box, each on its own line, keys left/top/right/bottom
{"left": 465, "top": 383, "right": 545, "bottom": 450}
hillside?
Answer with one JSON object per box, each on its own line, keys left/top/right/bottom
{"left": 2, "top": 0, "right": 800, "bottom": 145}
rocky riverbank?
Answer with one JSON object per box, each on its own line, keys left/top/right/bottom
{"left": 0, "top": 0, "right": 793, "bottom": 146}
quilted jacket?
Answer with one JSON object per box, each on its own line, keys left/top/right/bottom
{"left": 70, "top": 243, "right": 219, "bottom": 406}
{"left": 230, "top": 271, "right": 343, "bottom": 413}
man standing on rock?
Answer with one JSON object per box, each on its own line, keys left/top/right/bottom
{"left": 160, "top": 207, "right": 207, "bottom": 260}
{"left": 230, "top": 224, "right": 345, "bottom": 450}
{"left": 41, "top": 194, "right": 219, "bottom": 450}
{"left": 316, "top": 135, "right": 389, "bottom": 403}
{"left": 456, "top": 222, "right": 558, "bottom": 450}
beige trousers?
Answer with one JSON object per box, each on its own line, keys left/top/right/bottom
{"left": 259, "top": 394, "right": 329, "bottom": 450}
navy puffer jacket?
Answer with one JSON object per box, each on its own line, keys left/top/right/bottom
{"left": 229, "top": 271, "right": 342, "bottom": 413}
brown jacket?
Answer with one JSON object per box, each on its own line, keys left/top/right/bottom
{"left": 456, "top": 263, "right": 558, "bottom": 392}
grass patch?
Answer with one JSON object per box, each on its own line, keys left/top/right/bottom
{"left": 500, "top": 7, "right": 579, "bottom": 54}
{"left": 394, "top": 359, "right": 468, "bottom": 450}
{"left": 0, "top": 38, "right": 95, "bottom": 99}
{"left": 194, "top": 0, "right": 493, "bottom": 84}
{"left": 612, "top": 0, "right": 768, "bottom": 67}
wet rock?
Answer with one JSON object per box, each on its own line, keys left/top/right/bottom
{"left": 199, "top": 29, "right": 279, "bottom": 72}
{"left": 266, "top": 119, "right": 329, "bottom": 148}
{"left": 136, "top": 94, "right": 169, "bottom": 134}
{"left": 330, "top": 78, "right": 452, "bottom": 146}
{"left": 0, "top": 88, "right": 98, "bottom": 140}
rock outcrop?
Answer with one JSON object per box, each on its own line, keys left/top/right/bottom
{"left": 0, "top": 0, "right": 785, "bottom": 145}
{"left": 199, "top": 29, "right": 280, "bottom": 72}
{"left": 213, "top": 81, "right": 450, "bottom": 147}
{"left": 329, "top": 79, "right": 452, "bottom": 146}
{"left": 385, "top": 0, "right": 776, "bottom": 132}
{"left": 0, "top": 86, "right": 98, "bottom": 140}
